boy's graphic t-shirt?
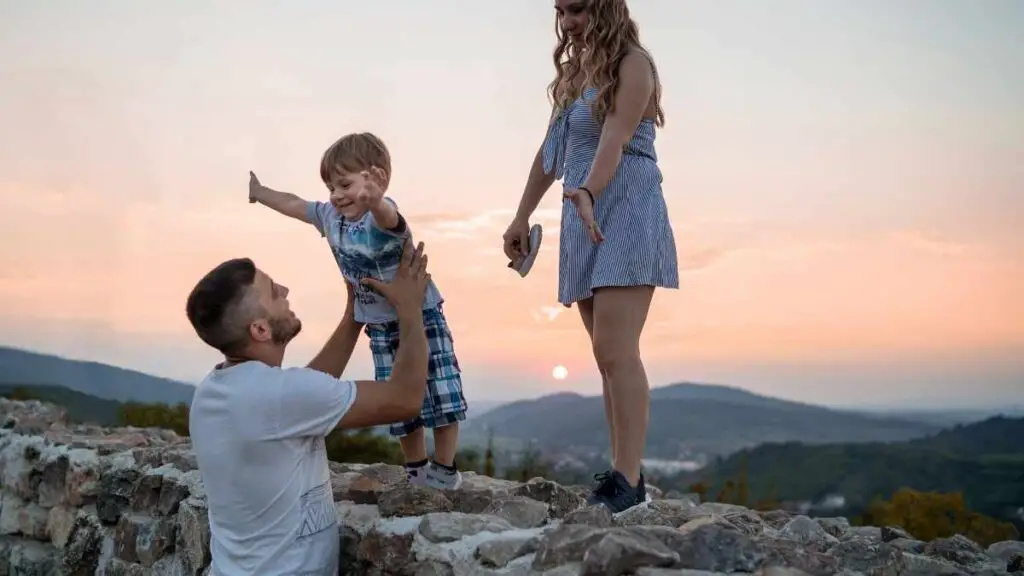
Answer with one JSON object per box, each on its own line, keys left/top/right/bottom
{"left": 306, "top": 199, "right": 444, "bottom": 324}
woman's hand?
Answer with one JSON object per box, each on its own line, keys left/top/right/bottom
{"left": 502, "top": 217, "right": 531, "bottom": 262}
{"left": 564, "top": 189, "right": 604, "bottom": 243}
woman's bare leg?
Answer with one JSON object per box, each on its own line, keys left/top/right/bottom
{"left": 590, "top": 285, "right": 655, "bottom": 487}
{"left": 577, "top": 297, "right": 615, "bottom": 464}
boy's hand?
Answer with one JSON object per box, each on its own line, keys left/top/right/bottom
{"left": 246, "top": 171, "right": 312, "bottom": 223}
{"left": 355, "top": 166, "right": 388, "bottom": 209}
{"left": 248, "top": 171, "right": 263, "bottom": 204}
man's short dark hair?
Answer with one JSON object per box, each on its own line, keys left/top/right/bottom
{"left": 185, "top": 258, "right": 261, "bottom": 355}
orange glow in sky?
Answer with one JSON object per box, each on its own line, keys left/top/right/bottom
{"left": 1, "top": 2, "right": 1021, "bottom": 408}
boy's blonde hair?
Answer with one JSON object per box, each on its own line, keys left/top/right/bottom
{"left": 319, "top": 132, "right": 391, "bottom": 184}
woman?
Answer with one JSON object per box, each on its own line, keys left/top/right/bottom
{"left": 502, "top": 0, "right": 678, "bottom": 513}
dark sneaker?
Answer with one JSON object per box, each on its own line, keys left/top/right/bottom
{"left": 586, "top": 470, "right": 646, "bottom": 513}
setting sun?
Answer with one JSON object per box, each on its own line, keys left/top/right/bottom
{"left": 552, "top": 365, "right": 569, "bottom": 380}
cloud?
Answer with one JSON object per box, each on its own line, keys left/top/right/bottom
{"left": 679, "top": 247, "right": 729, "bottom": 271}
{"left": 532, "top": 306, "right": 564, "bottom": 322}
{"left": 890, "top": 230, "right": 977, "bottom": 258}
{"left": 409, "top": 208, "right": 737, "bottom": 274}
{"left": 409, "top": 207, "right": 569, "bottom": 242}
{"left": 411, "top": 209, "right": 512, "bottom": 240}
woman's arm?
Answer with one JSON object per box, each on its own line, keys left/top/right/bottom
{"left": 579, "top": 51, "right": 655, "bottom": 197}
{"left": 504, "top": 108, "right": 563, "bottom": 260}
{"left": 513, "top": 145, "right": 558, "bottom": 223}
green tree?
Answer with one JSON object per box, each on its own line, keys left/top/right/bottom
{"left": 483, "top": 430, "right": 496, "bottom": 477}
{"left": 736, "top": 453, "right": 750, "bottom": 506}
{"left": 504, "top": 442, "right": 550, "bottom": 482}
{"left": 754, "top": 481, "right": 780, "bottom": 511}
{"left": 117, "top": 402, "right": 190, "bottom": 436}
{"left": 687, "top": 481, "right": 709, "bottom": 501}
{"left": 324, "top": 429, "right": 402, "bottom": 465}
{"left": 4, "top": 386, "right": 41, "bottom": 401}
{"left": 863, "top": 487, "right": 1019, "bottom": 547}
{"left": 457, "top": 448, "right": 482, "bottom": 473}
{"left": 715, "top": 479, "right": 737, "bottom": 504}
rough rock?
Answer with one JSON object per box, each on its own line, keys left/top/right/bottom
{"left": 0, "top": 397, "right": 1018, "bottom": 576}
{"left": 814, "top": 516, "right": 850, "bottom": 538}
{"left": 989, "top": 540, "right": 1024, "bottom": 563}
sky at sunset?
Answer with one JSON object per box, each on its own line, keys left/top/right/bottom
{"left": 1, "top": 1, "right": 1021, "bottom": 409}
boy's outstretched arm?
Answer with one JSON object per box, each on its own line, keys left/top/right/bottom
{"left": 249, "top": 171, "right": 312, "bottom": 224}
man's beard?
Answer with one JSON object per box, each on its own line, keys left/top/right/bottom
{"left": 269, "top": 315, "right": 301, "bottom": 345}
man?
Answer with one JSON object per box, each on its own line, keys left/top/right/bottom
{"left": 184, "top": 239, "right": 432, "bottom": 575}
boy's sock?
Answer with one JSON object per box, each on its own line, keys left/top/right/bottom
{"left": 405, "top": 458, "right": 429, "bottom": 485}
{"left": 424, "top": 459, "right": 463, "bottom": 490}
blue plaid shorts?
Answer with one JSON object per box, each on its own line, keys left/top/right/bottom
{"left": 364, "top": 305, "right": 468, "bottom": 437}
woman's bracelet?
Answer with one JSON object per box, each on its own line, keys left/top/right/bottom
{"left": 579, "top": 186, "right": 595, "bottom": 204}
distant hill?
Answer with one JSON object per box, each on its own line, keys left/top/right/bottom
{"left": 464, "top": 382, "right": 943, "bottom": 458}
{"left": 685, "top": 416, "right": 1024, "bottom": 523}
{"left": 0, "top": 384, "right": 123, "bottom": 426}
{"left": 863, "top": 407, "right": 1024, "bottom": 427}
{"left": 0, "top": 347, "right": 195, "bottom": 405}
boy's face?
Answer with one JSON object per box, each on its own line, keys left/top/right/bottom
{"left": 325, "top": 169, "right": 370, "bottom": 220}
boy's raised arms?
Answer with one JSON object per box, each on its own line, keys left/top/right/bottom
{"left": 248, "top": 171, "right": 312, "bottom": 224}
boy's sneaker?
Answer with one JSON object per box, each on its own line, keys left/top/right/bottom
{"left": 405, "top": 460, "right": 429, "bottom": 486}
{"left": 586, "top": 470, "right": 647, "bottom": 514}
{"left": 508, "top": 224, "right": 543, "bottom": 277}
{"left": 424, "top": 460, "right": 463, "bottom": 490}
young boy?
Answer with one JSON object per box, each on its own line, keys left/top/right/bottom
{"left": 248, "top": 132, "right": 467, "bottom": 490}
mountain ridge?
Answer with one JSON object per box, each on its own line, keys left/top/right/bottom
{"left": 682, "top": 415, "right": 1024, "bottom": 528}
{"left": 0, "top": 346, "right": 195, "bottom": 405}
{"left": 466, "top": 381, "right": 945, "bottom": 458}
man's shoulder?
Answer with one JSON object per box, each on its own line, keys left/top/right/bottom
{"left": 200, "top": 360, "right": 277, "bottom": 382}
{"left": 198, "top": 362, "right": 333, "bottom": 394}
{"left": 194, "top": 362, "right": 277, "bottom": 407}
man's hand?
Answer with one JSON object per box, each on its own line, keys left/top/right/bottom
{"left": 333, "top": 239, "right": 430, "bottom": 431}
{"left": 360, "top": 239, "right": 429, "bottom": 314}
{"left": 343, "top": 281, "right": 357, "bottom": 320}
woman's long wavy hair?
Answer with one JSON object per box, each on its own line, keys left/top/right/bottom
{"left": 547, "top": 0, "right": 664, "bottom": 127}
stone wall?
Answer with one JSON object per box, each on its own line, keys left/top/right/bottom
{"left": 0, "top": 398, "right": 208, "bottom": 575}
{"left": 1, "top": 398, "right": 1022, "bottom": 576}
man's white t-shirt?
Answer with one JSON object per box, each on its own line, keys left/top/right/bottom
{"left": 189, "top": 361, "right": 357, "bottom": 576}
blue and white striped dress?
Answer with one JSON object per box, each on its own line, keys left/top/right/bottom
{"left": 543, "top": 86, "right": 679, "bottom": 307}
